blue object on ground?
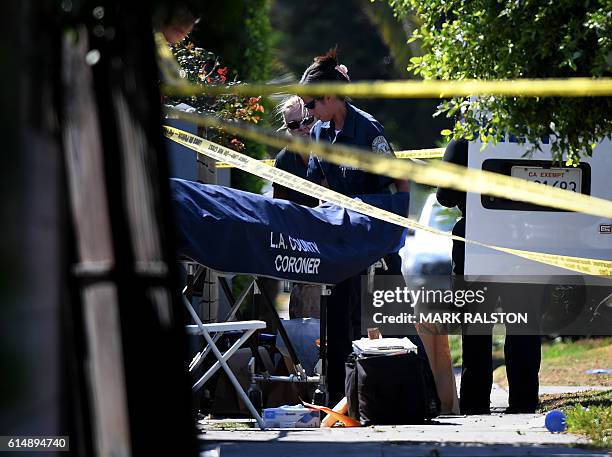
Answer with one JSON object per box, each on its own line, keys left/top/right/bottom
{"left": 545, "top": 410, "right": 567, "bottom": 433}
{"left": 170, "top": 179, "right": 409, "bottom": 285}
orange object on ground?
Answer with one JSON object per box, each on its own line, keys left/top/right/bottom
{"left": 303, "top": 400, "right": 360, "bottom": 427}
{"left": 320, "top": 397, "right": 349, "bottom": 427}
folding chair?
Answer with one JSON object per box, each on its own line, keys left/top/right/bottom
{"left": 181, "top": 264, "right": 267, "bottom": 429}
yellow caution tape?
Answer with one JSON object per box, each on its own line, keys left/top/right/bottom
{"left": 165, "top": 107, "right": 612, "bottom": 219}
{"left": 163, "top": 125, "right": 612, "bottom": 277}
{"left": 162, "top": 78, "right": 612, "bottom": 99}
{"left": 213, "top": 148, "right": 444, "bottom": 169}
{"left": 154, "top": 37, "right": 612, "bottom": 99}
{"left": 216, "top": 159, "right": 275, "bottom": 169}
{"left": 396, "top": 148, "right": 444, "bottom": 159}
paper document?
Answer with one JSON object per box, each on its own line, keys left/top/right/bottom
{"left": 352, "top": 337, "right": 417, "bottom": 356}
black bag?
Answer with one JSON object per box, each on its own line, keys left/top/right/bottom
{"left": 345, "top": 351, "right": 440, "bottom": 425}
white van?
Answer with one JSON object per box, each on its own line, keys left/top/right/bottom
{"left": 465, "top": 138, "right": 612, "bottom": 280}
{"left": 464, "top": 138, "right": 612, "bottom": 334}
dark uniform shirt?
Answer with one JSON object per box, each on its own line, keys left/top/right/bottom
{"left": 306, "top": 102, "right": 395, "bottom": 196}
{"left": 273, "top": 148, "right": 318, "bottom": 207}
{"left": 436, "top": 138, "right": 467, "bottom": 216}
{"left": 305, "top": 103, "right": 413, "bottom": 406}
{"left": 435, "top": 138, "right": 468, "bottom": 274}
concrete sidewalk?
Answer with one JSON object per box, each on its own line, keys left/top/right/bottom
{"left": 197, "top": 414, "right": 607, "bottom": 456}
{"left": 197, "top": 382, "right": 610, "bottom": 456}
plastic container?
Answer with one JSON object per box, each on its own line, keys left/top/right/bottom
{"left": 262, "top": 405, "right": 320, "bottom": 428}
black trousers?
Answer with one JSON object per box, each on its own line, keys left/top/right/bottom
{"left": 326, "top": 273, "right": 361, "bottom": 406}
{"left": 458, "top": 279, "right": 542, "bottom": 413}
{"left": 453, "top": 218, "right": 541, "bottom": 413}
{"left": 460, "top": 333, "right": 541, "bottom": 413}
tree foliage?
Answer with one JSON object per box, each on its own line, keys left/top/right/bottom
{"left": 167, "top": 42, "right": 265, "bottom": 153}
{"left": 186, "top": 0, "right": 273, "bottom": 192}
{"left": 270, "top": 0, "right": 451, "bottom": 150}
{"left": 190, "top": 0, "right": 272, "bottom": 83}
{"left": 389, "top": 0, "right": 612, "bottom": 163}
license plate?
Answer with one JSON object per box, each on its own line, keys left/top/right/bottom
{"left": 511, "top": 166, "right": 582, "bottom": 193}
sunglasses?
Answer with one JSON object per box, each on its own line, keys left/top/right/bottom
{"left": 286, "top": 115, "right": 315, "bottom": 130}
{"left": 303, "top": 98, "right": 321, "bottom": 110}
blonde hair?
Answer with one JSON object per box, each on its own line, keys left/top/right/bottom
{"left": 275, "top": 95, "right": 307, "bottom": 131}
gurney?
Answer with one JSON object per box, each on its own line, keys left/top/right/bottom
{"left": 170, "top": 178, "right": 409, "bottom": 428}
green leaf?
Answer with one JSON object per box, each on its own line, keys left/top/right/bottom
{"left": 387, "top": 0, "right": 612, "bottom": 163}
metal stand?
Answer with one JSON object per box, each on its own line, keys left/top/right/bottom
{"left": 313, "top": 285, "right": 331, "bottom": 406}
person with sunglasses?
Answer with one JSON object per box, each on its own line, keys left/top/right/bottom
{"left": 270, "top": 96, "right": 323, "bottom": 322}
{"left": 299, "top": 49, "right": 407, "bottom": 197}
{"left": 272, "top": 96, "right": 318, "bottom": 208}
{"left": 297, "top": 50, "right": 437, "bottom": 410}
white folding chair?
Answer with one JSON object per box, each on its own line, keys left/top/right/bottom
{"left": 183, "top": 287, "right": 266, "bottom": 429}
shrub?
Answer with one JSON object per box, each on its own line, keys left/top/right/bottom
{"left": 165, "top": 41, "right": 265, "bottom": 157}
{"left": 388, "top": 0, "right": 612, "bottom": 163}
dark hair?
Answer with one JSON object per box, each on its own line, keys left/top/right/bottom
{"left": 154, "top": 3, "right": 199, "bottom": 30}
{"left": 299, "top": 48, "right": 350, "bottom": 85}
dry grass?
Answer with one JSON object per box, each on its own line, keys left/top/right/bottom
{"left": 538, "top": 389, "right": 612, "bottom": 412}
{"left": 493, "top": 338, "right": 611, "bottom": 388}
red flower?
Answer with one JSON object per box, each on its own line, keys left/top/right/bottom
{"left": 230, "top": 138, "right": 244, "bottom": 151}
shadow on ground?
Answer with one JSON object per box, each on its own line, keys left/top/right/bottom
{"left": 200, "top": 441, "right": 609, "bottom": 457}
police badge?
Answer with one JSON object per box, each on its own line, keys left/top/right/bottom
{"left": 372, "top": 135, "right": 392, "bottom": 155}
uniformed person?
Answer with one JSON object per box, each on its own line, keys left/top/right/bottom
{"left": 273, "top": 96, "right": 318, "bottom": 208}
{"left": 299, "top": 49, "right": 430, "bottom": 407}
{"left": 437, "top": 139, "right": 541, "bottom": 414}
{"left": 300, "top": 60, "right": 401, "bottom": 197}
{"left": 272, "top": 96, "right": 321, "bottom": 320}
